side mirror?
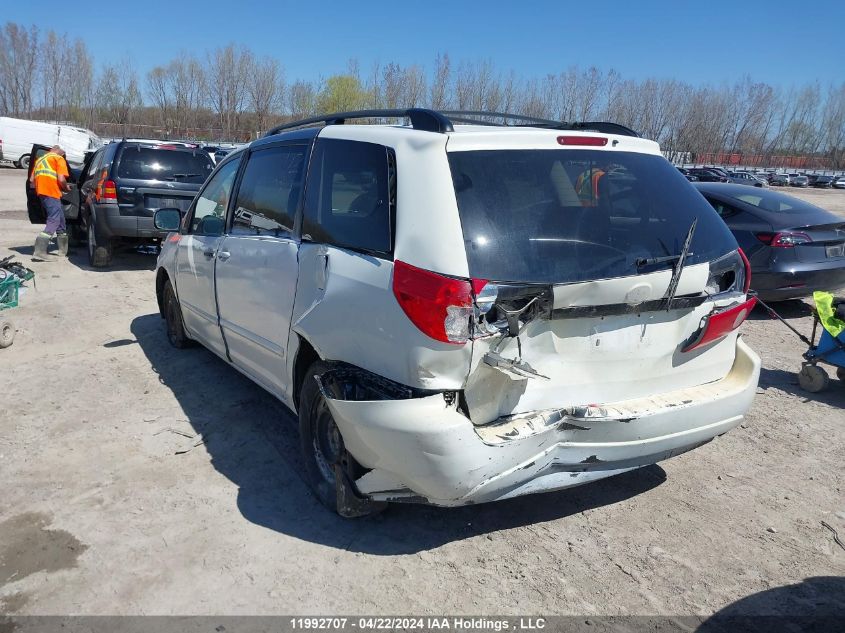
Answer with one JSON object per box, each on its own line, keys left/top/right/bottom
{"left": 154, "top": 208, "right": 182, "bottom": 232}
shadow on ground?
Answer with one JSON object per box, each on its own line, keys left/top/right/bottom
{"left": 7, "top": 242, "right": 157, "bottom": 272}
{"left": 696, "top": 576, "right": 845, "bottom": 632}
{"left": 130, "top": 312, "right": 667, "bottom": 554}
{"left": 758, "top": 366, "right": 845, "bottom": 407}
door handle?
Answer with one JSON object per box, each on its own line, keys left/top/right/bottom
{"left": 217, "top": 250, "right": 231, "bottom": 261}
{"left": 202, "top": 248, "right": 216, "bottom": 258}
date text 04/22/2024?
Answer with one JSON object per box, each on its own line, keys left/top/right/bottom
{"left": 289, "top": 617, "right": 548, "bottom": 631}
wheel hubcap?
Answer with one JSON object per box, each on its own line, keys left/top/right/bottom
{"left": 88, "top": 223, "right": 94, "bottom": 258}
{"left": 312, "top": 398, "right": 341, "bottom": 485}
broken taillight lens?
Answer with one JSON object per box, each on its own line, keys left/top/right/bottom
{"left": 392, "top": 260, "right": 479, "bottom": 344}
{"left": 682, "top": 297, "right": 757, "bottom": 352}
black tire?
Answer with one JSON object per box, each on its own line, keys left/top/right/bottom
{"left": 0, "top": 318, "right": 15, "bottom": 348}
{"left": 162, "top": 280, "right": 191, "bottom": 349}
{"left": 68, "top": 222, "right": 85, "bottom": 247}
{"left": 87, "top": 217, "right": 112, "bottom": 268}
{"left": 16, "top": 154, "right": 30, "bottom": 170}
{"left": 837, "top": 367, "right": 845, "bottom": 384}
{"left": 298, "top": 361, "right": 383, "bottom": 517}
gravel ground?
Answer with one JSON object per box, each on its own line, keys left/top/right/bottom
{"left": 1, "top": 166, "right": 843, "bottom": 619}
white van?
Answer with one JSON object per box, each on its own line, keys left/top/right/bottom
{"left": 0, "top": 116, "right": 102, "bottom": 168}
{"left": 154, "top": 109, "right": 761, "bottom": 516}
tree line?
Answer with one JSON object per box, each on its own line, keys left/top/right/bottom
{"left": 1, "top": 21, "right": 844, "bottom": 168}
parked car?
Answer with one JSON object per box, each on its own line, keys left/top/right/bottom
{"left": 833, "top": 177, "right": 845, "bottom": 189}
{"left": 687, "top": 168, "right": 729, "bottom": 183}
{"left": 677, "top": 167, "right": 699, "bottom": 181}
{"left": 727, "top": 171, "right": 766, "bottom": 187}
{"left": 153, "top": 109, "right": 761, "bottom": 516}
{"left": 791, "top": 175, "right": 809, "bottom": 187}
{"left": 813, "top": 175, "right": 834, "bottom": 188}
{"left": 0, "top": 116, "right": 102, "bottom": 168}
{"left": 695, "top": 182, "right": 845, "bottom": 301}
{"left": 769, "top": 173, "right": 790, "bottom": 186}
{"left": 26, "top": 140, "right": 215, "bottom": 267}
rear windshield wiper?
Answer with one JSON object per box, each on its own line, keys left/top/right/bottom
{"left": 636, "top": 253, "right": 682, "bottom": 268}
{"left": 663, "top": 217, "right": 698, "bottom": 310}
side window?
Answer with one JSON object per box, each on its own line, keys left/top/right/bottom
{"left": 190, "top": 157, "right": 241, "bottom": 236}
{"left": 230, "top": 145, "right": 306, "bottom": 237}
{"left": 83, "top": 149, "right": 104, "bottom": 183}
{"left": 705, "top": 197, "right": 739, "bottom": 219}
{"left": 303, "top": 138, "right": 394, "bottom": 255}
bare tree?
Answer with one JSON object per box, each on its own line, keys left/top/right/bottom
{"left": 206, "top": 45, "right": 251, "bottom": 139}
{"left": 0, "top": 23, "right": 39, "bottom": 116}
{"left": 247, "top": 55, "right": 284, "bottom": 135}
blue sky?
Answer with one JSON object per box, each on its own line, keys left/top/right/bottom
{"left": 6, "top": 0, "right": 844, "bottom": 87}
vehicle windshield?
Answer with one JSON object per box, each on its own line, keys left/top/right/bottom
{"left": 733, "top": 189, "right": 827, "bottom": 214}
{"left": 116, "top": 147, "right": 214, "bottom": 183}
{"left": 448, "top": 149, "right": 737, "bottom": 284}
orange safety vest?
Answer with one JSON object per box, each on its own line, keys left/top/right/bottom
{"left": 575, "top": 167, "right": 605, "bottom": 206}
{"left": 32, "top": 152, "right": 69, "bottom": 199}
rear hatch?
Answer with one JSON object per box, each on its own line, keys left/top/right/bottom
{"left": 445, "top": 142, "right": 748, "bottom": 425}
{"left": 112, "top": 144, "right": 214, "bottom": 218}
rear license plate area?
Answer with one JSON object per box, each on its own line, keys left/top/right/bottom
{"left": 145, "top": 195, "right": 192, "bottom": 211}
{"left": 826, "top": 243, "right": 844, "bottom": 258}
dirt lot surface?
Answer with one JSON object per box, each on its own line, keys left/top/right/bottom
{"left": 1, "top": 166, "right": 844, "bottom": 618}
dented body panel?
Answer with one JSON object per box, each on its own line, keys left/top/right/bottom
{"left": 322, "top": 337, "right": 760, "bottom": 506}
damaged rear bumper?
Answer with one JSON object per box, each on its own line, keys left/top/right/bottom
{"left": 320, "top": 337, "right": 761, "bottom": 507}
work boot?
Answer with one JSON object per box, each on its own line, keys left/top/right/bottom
{"left": 56, "top": 232, "right": 69, "bottom": 257}
{"left": 32, "top": 233, "right": 55, "bottom": 262}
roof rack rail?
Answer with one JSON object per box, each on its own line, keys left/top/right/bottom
{"left": 264, "top": 108, "right": 454, "bottom": 136}
{"left": 263, "top": 109, "right": 639, "bottom": 138}
{"left": 431, "top": 111, "right": 639, "bottom": 137}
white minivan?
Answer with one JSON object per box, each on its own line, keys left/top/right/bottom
{"left": 153, "top": 109, "right": 761, "bottom": 516}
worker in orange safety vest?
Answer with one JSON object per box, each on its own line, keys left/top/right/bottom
{"left": 30, "top": 145, "right": 71, "bottom": 261}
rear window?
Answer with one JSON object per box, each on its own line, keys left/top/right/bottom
{"left": 448, "top": 149, "right": 737, "bottom": 284}
{"left": 734, "top": 190, "right": 824, "bottom": 214}
{"left": 116, "top": 147, "right": 214, "bottom": 183}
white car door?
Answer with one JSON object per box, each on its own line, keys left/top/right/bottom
{"left": 174, "top": 156, "right": 242, "bottom": 358}
{"left": 214, "top": 143, "right": 308, "bottom": 402}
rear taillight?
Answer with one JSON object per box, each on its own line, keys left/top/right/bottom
{"left": 102, "top": 180, "right": 117, "bottom": 201}
{"left": 557, "top": 136, "right": 608, "bottom": 146}
{"left": 738, "top": 247, "right": 751, "bottom": 293}
{"left": 756, "top": 231, "right": 811, "bottom": 247}
{"left": 392, "top": 260, "right": 484, "bottom": 345}
{"left": 706, "top": 249, "right": 750, "bottom": 296}
{"left": 682, "top": 297, "right": 757, "bottom": 353}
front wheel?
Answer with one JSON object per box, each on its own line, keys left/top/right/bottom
{"left": 298, "top": 360, "right": 385, "bottom": 517}
{"left": 16, "top": 154, "right": 30, "bottom": 169}
{"left": 836, "top": 367, "right": 845, "bottom": 384}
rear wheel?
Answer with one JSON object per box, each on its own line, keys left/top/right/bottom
{"left": 798, "top": 365, "right": 829, "bottom": 393}
{"left": 68, "top": 222, "right": 85, "bottom": 247}
{"left": 16, "top": 154, "right": 30, "bottom": 170}
{"left": 162, "top": 280, "right": 190, "bottom": 349}
{"left": 298, "top": 360, "right": 384, "bottom": 517}
{"left": 87, "top": 218, "right": 112, "bottom": 268}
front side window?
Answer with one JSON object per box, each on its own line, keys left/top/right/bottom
{"left": 302, "top": 138, "right": 393, "bottom": 255}
{"left": 190, "top": 157, "right": 241, "bottom": 236}
{"left": 448, "top": 149, "right": 737, "bottom": 284}
{"left": 231, "top": 145, "right": 307, "bottom": 237}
